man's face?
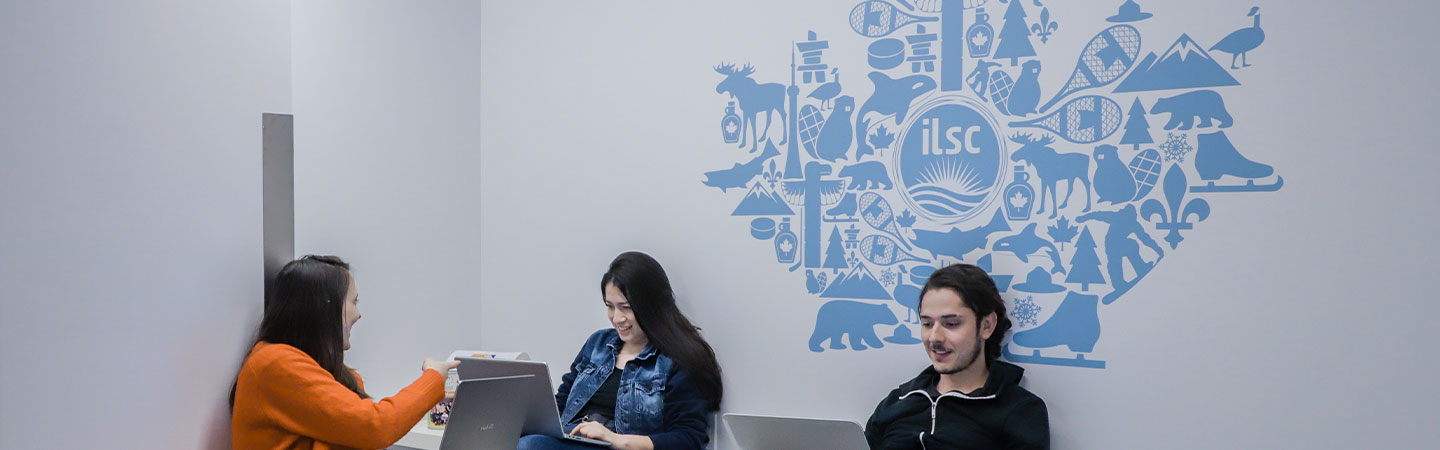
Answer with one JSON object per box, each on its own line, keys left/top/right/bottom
{"left": 919, "top": 287, "right": 996, "bottom": 375}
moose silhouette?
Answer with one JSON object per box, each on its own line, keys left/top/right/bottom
{"left": 1011, "top": 133, "right": 1092, "bottom": 219}
{"left": 715, "top": 63, "right": 787, "bottom": 152}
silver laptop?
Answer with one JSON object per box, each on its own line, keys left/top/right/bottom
{"left": 455, "top": 357, "right": 611, "bottom": 447}
{"left": 438, "top": 375, "right": 532, "bottom": 450}
{"left": 724, "top": 413, "right": 870, "bottom": 450}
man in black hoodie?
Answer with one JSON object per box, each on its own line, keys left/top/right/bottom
{"left": 865, "top": 264, "right": 1049, "bottom": 449}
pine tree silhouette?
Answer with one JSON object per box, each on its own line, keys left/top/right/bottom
{"left": 1066, "top": 227, "right": 1106, "bottom": 291}
{"left": 822, "top": 228, "right": 848, "bottom": 273}
{"left": 1120, "top": 98, "right": 1154, "bottom": 150}
{"left": 993, "top": 0, "right": 1036, "bottom": 66}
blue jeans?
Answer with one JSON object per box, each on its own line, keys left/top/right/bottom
{"left": 515, "top": 434, "right": 602, "bottom": 450}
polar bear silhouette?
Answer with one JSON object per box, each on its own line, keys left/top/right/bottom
{"left": 838, "top": 161, "right": 893, "bottom": 190}
{"left": 1150, "top": 90, "right": 1233, "bottom": 130}
{"left": 809, "top": 300, "right": 900, "bottom": 352}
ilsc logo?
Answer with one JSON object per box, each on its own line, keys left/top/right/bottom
{"left": 702, "top": 0, "right": 1278, "bottom": 369}
{"left": 895, "top": 96, "right": 1006, "bottom": 224}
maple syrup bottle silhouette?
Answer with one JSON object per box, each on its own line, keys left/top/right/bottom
{"left": 774, "top": 218, "right": 798, "bottom": 263}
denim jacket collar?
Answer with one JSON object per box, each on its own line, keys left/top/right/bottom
{"left": 602, "top": 331, "right": 659, "bottom": 362}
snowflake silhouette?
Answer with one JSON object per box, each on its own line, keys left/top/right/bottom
{"left": 1011, "top": 295, "right": 1041, "bottom": 327}
{"left": 1160, "top": 132, "right": 1192, "bottom": 162}
{"left": 881, "top": 268, "right": 898, "bottom": 287}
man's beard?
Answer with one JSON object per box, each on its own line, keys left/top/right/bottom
{"left": 935, "top": 334, "right": 984, "bottom": 375}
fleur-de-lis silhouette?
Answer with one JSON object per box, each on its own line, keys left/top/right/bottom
{"left": 1141, "top": 164, "right": 1210, "bottom": 249}
{"left": 1030, "top": 7, "right": 1059, "bottom": 44}
{"left": 762, "top": 160, "right": 781, "bottom": 188}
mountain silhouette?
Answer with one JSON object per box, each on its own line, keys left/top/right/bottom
{"left": 1114, "top": 33, "right": 1239, "bottom": 92}
{"left": 732, "top": 183, "right": 794, "bottom": 216}
{"left": 821, "top": 262, "right": 893, "bottom": 300}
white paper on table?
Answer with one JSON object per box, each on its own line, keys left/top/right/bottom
{"left": 446, "top": 349, "right": 530, "bottom": 361}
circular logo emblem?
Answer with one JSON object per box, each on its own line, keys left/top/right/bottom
{"left": 892, "top": 95, "right": 1008, "bottom": 224}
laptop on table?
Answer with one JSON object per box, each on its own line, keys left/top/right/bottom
{"left": 724, "top": 413, "right": 870, "bottom": 450}
{"left": 438, "top": 375, "right": 532, "bottom": 450}
{"left": 453, "top": 357, "right": 611, "bottom": 448}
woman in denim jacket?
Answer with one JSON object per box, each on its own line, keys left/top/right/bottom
{"left": 518, "top": 252, "right": 724, "bottom": 450}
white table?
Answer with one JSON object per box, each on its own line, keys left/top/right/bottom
{"left": 390, "top": 420, "right": 443, "bottom": 450}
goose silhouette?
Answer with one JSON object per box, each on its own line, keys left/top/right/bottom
{"left": 807, "top": 68, "right": 843, "bottom": 110}
{"left": 1210, "top": 7, "right": 1264, "bottom": 69}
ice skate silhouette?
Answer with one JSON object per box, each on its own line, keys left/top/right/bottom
{"left": 1191, "top": 131, "right": 1283, "bottom": 193}
{"left": 824, "top": 192, "right": 859, "bottom": 222}
{"left": 1004, "top": 292, "right": 1105, "bottom": 369}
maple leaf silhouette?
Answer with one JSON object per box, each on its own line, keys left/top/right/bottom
{"left": 1009, "top": 192, "right": 1028, "bottom": 209}
{"left": 868, "top": 125, "right": 896, "bottom": 149}
{"left": 725, "top": 122, "right": 738, "bottom": 134}
{"left": 896, "top": 209, "right": 917, "bottom": 228}
{"left": 779, "top": 240, "right": 794, "bottom": 253}
{"left": 1047, "top": 216, "right": 1080, "bottom": 250}
{"left": 970, "top": 32, "right": 989, "bottom": 48}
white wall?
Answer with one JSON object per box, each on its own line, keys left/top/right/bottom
{"left": 286, "top": 0, "right": 1440, "bottom": 449}
{"left": 292, "top": 0, "right": 484, "bottom": 398}
{"left": 0, "top": 1, "right": 290, "bottom": 449}
{"left": 472, "top": 0, "right": 1440, "bottom": 448}
{"left": 2, "top": 1, "right": 1427, "bottom": 449}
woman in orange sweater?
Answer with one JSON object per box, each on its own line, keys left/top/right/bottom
{"left": 230, "top": 255, "right": 460, "bottom": 450}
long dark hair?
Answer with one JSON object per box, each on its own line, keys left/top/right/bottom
{"left": 231, "top": 255, "right": 368, "bottom": 409}
{"left": 601, "top": 251, "right": 723, "bottom": 409}
{"left": 920, "top": 263, "right": 1012, "bottom": 362}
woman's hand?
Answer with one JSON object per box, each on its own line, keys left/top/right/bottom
{"left": 570, "top": 422, "right": 653, "bottom": 450}
{"left": 421, "top": 357, "right": 460, "bottom": 375}
{"left": 569, "top": 421, "right": 618, "bottom": 443}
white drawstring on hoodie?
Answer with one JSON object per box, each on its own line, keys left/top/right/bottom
{"left": 898, "top": 389, "right": 997, "bottom": 448}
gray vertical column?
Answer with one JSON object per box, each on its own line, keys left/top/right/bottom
{"left": 262, "top": 113, "right": 294, "bottom": 307}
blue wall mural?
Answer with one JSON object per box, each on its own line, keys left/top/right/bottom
{"left": 702, "top": 0, "right": 1279, "bottom": 369}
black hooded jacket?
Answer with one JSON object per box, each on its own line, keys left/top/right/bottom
{"left": 864, "top": 360, "right": 1048, "bottom": 450}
